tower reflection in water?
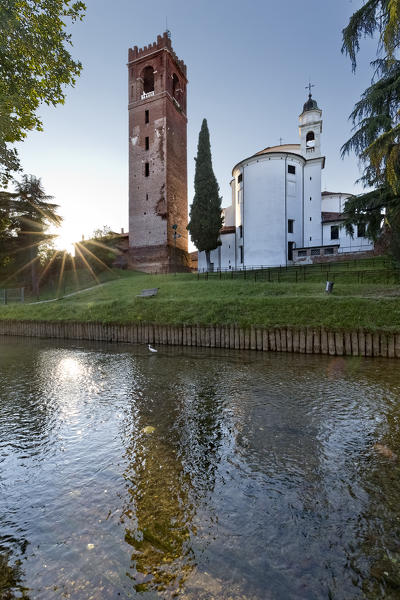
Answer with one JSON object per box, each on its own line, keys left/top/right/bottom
{"left": 120, "top": 358, "right": 226, "bottom": 594}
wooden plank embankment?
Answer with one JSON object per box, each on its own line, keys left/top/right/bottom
{"left": 0, "top": 320, "right": 399, "bottom": 358}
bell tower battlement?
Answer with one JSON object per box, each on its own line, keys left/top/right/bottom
{"left": 128, "top": 32, "right": 189, "bottom": 272}
{"left": 128, "top": 32, "right": 187, "bottom": 77}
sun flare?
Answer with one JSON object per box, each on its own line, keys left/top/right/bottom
{"left": 53, "top": 227, "right": 79, "bottom": 254}
{"left": 58, "top": 357, "right": 83, "bottom": 379}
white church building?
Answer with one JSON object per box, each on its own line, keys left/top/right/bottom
{"left": 198, "top": 92, "right": 373, "bottom": 271}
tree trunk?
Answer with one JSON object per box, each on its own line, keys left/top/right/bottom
{"left": 205, "top": 250, "right": 212, "bottom": 272}
{"left": 30, "top": 245, "right": 39, "bottom": 297}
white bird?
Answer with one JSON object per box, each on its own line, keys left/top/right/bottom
{"left": 148, "top": 344, "right": 157, "bottom": 353}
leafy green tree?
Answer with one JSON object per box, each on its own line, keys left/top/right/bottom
{"left": 13, "top": 175, "right": 62, "bottom": 294}
{"left": 341, "top": 1, "right": 400, "bottom": 253}
{"left": 77, "top": 226, "right": 120, "bottom": 272}
{"left": 0, "top": 0, "right": 86, "bottom": 184}
{"left": 92, "top": 225, "right": 113, "bottom": 239}
{"left": 0, "top": 191, "right": 21, "bottom": 275}
{"left": 187, "top": 119, "right": 223, "bottom": 271}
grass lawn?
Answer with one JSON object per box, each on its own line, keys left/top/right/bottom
{"left": 1, "top": 266, "right": 400, "bottom": 332}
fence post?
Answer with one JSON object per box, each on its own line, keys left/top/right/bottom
{"left": 4, "top": 289, "right": 7, "bottom": 305}
{"left": 21, "top": 287, "right": 24, "bottom": 303}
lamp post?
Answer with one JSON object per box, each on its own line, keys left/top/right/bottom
{"left": 171, "top": 224, "right": 181, "bottom": 274}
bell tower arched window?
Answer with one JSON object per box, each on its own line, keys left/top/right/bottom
{"left": 306, "top": 131, "right": 315, "bottom": 148}
{"left": 143, "top": 66, "right": 154, "bottom": 93}
{"left": 172, "top": 73, "right": 179, "bottom": 99}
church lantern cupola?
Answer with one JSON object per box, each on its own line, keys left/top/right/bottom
{"left": 299, "top": 85, "right": 322, "bottom": 158}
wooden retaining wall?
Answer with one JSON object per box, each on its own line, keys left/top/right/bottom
{"left": 0, "top": 320, "right": 399, "bottom": 358}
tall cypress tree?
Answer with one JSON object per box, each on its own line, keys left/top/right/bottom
{"left": 187, "top": 119, "right": 222, "bottom": 271}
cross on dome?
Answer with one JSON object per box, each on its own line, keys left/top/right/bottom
{"left": 306, "top": 81, "right": 315, "bottom": 97}
{"left": 302, "top": 82, "right": 319, "bottom": 112}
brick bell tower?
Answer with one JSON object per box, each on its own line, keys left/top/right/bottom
{"left": 127, "top": 32, "right": 189, "bottom": 272}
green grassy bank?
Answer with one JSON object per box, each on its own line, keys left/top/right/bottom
{"left": 1, "top": 263, "right": 400, "bottom": 332}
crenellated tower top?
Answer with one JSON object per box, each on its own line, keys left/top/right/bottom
{"left": 128, "top": 32, "right": 187, "bottom": 78}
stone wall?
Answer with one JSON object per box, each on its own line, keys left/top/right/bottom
{"left": 0, "top": 321, "right": 399, "bottom": 358}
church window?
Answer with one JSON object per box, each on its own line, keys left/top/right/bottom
{"left": 298, "top": 250, "right": 307, "bottom": 257}
{"left": 288, "top": 165, "right": 296, "bottom": 174}
{"left": 239, "top": 225, "right": 243, "bottom": 238}
{"left": 311, "top": 248, "right": 320, "bottom": 256}
{"left": 145, "top": 162, "right": 150, "bottom": 177}
{"left": 145, "top": 136, "right": 149, "bottom": 150}
{"left": 310, "top": 197, "right": 312, "bottom": 201}
{"left": 331, "top": 225, "right": 339, "bottom": 240}
{"left": 324, "top": 247, "right": 334, "bottom": 255}
{"left": 306, "top": 131, "right": 315, "bottom": 148}
{"left": 357, "top": 223, "right": 366, "bottom": 237}
{"left": 288, "top": 241, "right": 294, "bottom": 261}
{"left": 143, "top": 66, "right": 154, "bottom": 93}
{"left": 310, "top": 176, "right": 312, "bottom": 180}
{"left": 240, "top": 246, "right": 244, "bottom": 263}
{"left": 238, "top": 173, "right": 243, "bottom": 183}
{"left": 288, "top": 219, "right": 294, "bottom": 233}
{"left": 310, "top": 217, "right": 312, "bottom": 221}
{"left": 146, "top": 193, "right": 149, "bottom": 200}
{"left": 310, "top": 236, "right": 312, "bottom": 241}
{"left": 145, "top": 110, "right": 149, "bottom": 123}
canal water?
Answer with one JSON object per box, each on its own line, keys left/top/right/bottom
{"left": 1, "top": 337, "right": 400, "bottom": 599}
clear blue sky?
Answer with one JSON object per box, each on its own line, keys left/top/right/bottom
{"left": 16, "top": 0, "right": 376, "bottom": 249}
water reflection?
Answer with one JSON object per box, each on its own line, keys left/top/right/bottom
{"left": 1, "top": 339, "right": 400, "bottom": 599}
{"left": 120, "top": 362, "right": 228, "bottom": 594}
{"left": 0, "top": 550, "right": 27, "bottom": 599}
{"left": 350, "top": 389, "right": 400, "bottom": 599}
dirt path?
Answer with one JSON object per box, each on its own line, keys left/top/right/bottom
{"left": 29, "top": 282, "right": 109, "bottom": 304}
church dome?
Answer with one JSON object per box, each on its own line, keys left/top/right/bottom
{"left": 303, "top": 93, "right": 319, "bottom": 112}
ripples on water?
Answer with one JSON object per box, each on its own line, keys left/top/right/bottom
{"left": 1, "top": 338, "right": 400, "bottom": 599}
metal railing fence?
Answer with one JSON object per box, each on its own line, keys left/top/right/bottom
{"left": 197, "top": 256, "right": 391, "bottom": 275}
{"left": 0, "top": 288, "right": 25, "bottom": 304}
{"left": 196, "top": 265, "right": 399, "bottom": 285}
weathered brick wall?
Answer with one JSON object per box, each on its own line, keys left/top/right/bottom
{"left": 166, "top": 98, "right": 188, "bottom": 252}
{"left": 128, "top": 33, "right": 189, "bottom": 272}
{"left": 129, "top": 101, "right": 168, "bottom": 248}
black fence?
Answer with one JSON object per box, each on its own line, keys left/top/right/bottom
{"left": 197, "top": 257, "right": 392, "bottom": 274}
{"left": 0, "top": 287, "right": 25, "bottom": 304}
{"left": 196, "top": 262, "right": 399, "bottom": 285}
